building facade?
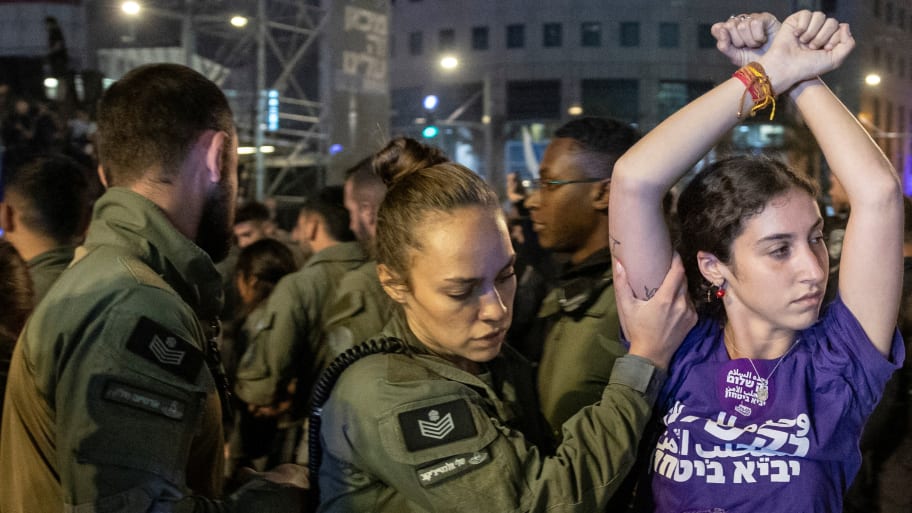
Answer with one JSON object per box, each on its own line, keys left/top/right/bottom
{"left": 388, "top": 0, "right": 912, "bottom": 192}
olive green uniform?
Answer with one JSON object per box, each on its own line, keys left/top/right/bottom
{"left": 26, "top": 244, "right": 76, "bottom": 304}
{"left": 535, "top": 248, "right": 624, "bottom": 441}
{"left": 322, "top": 260, "right": 394, "bottom": 357}
{"left": 234, "top": 241, "right": 367, "bottom": 412}
{"left": 318, "top": 313, "right": 664, "bottom": 512}
{"left": 0, "top": 188, "right": 303, "bottom": 513}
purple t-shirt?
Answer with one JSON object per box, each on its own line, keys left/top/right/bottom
{"left": 651, "top": 296, "right": 904, "bottom": 512}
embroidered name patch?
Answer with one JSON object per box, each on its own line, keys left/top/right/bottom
{"left": 102, "top": 380, "right": 186, "bottom": 420}
{"left": 399, "top": 399, "right": 476, "bottom": 452}
{"left": 126, "top": 317, "right": 203, "bottom": 382}
{"left": 416, "top": 449, "right": 490, "bottom": 487}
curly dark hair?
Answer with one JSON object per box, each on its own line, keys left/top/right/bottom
{"left": 676, "top": 155, "right": 818, "bottom": 320}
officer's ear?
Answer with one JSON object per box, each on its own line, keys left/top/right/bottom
{"left": 202, "top": 130, "right": 229, "bottom": 184}
{"left": 378, "top": 263, "right": 409, "bottom": 304}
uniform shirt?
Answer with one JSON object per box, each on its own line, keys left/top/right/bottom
{"left": 0, "top": 188, "right": 303, "bottom": 513}
{"left": 651, "top": 295, "right": 904, "bottom": 512}
{"left": 26, "top": 244, "right": 75, "bottom": 304}
{"left": 234, "top": 241, "right": 367, "bottom": 414}
{"left": 318, "top": 313, "right": 664, "bottom": 512}
{"left": 322, "top": 259, "right": 394, "bottom": 358}
{"left": 536, "top": 248, "right": 625, "bottom": 439}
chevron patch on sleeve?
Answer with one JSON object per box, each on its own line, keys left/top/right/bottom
{"left": 126, "top": 316, "right": 203, "bottom": 382}
{"left": 398, "top": 399, "right": 477, "bottom": 452}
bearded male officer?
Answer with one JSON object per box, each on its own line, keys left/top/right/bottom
{"left": 0, "top": 63, "right": 306, "bottom": 512}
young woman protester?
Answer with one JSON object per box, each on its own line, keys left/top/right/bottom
{"left": 608, "top": 10, "right": 905, "bottom": 512}
{"left": 313, "top": 160, "right": 696, "bottom": 511}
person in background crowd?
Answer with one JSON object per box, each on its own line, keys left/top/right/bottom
{"left": 523, "top": 117, "right": 640, "bottom": 448}
{"left": 323, "top": 138, "right": 447, "bottom": 357}
{"left": 502, "top": 171, "right": 557, "bottom": 360}
{"left": 0, "top": 239, "right": 34, "bottom": 427}
{"left": 315, "top": 159, "right": 696, "bottom": 511}
{"left": 823, "top": 172, "right": 850, "bottom": 304}
{"left": 0, "top": 63, "right": 307, "bottom": 512}
{"left": 0, "top": 153, "right": 94, "bottom": 303}
{"left": 219, "top": 200, "right": 306, "bottom": 392}
{"left": 225, "top": 238, "right": 298, "bottom": 480}
{"left": 233, "top": 200, "right": 277, "bottom": 249}
{"left": 45, "top": 17, "right": 68, "bottom": 80}
{"left": 609, "top": 11, "right": 903, "bottom": 512}
{"left": 1, "top": 99, "right": 35, "bottom": 161}
{"left": 234, "top": 186, "right": 364, "bottom": 466}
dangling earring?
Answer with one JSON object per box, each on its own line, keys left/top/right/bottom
{"left": 715, "top": 280, "right": 726, "bottom": 299}
{"left": 705, "top": 281, "right": 726, "bottom": 302}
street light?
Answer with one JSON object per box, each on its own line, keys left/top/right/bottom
{"left": 865, "top": 73, "right": 882, "bottom": 86}
{"left": 435, "top": 55, "right": 495, "bottom": 185}
{"left": 230, "top": 15, "right": 248, "bottom": 28}
{"left": 122, "top": 1, "right": 141, "bottom": 15}
{"left": 439, "top": 55, "right": 459, "bottom": 70}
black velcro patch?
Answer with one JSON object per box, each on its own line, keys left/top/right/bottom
{"left": 416, "top": 449, "right": 491, "bottom": 487}
{"left": 102, "top": 380, "right": 187, "bottom": 420}
{"left": 126, "top": 317, "right": 203, "bottom": 382}
{"left": 399, "top": 399, "right": 476, "bottom": 452}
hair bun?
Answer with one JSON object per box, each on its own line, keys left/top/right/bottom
{"left": 372, "top": 137, "right": 448, "bottom": 188}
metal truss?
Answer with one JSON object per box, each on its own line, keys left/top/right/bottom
{"left": 183, "top": 0, "right": 328, "bottom": 198}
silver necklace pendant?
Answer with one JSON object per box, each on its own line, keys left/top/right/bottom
{"left": 755, "top": 379, "right": 769, "bottom": 402}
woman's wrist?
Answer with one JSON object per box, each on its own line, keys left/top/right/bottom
{"left": 755, "top": 56, "right": 794, "bottom": 95}
{"left": 788, "top": 76, "right": 824, "bottom": 101}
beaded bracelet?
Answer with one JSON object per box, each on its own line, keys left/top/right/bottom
{"left": 733, "top": 62, "right": 776, "bottom": 120}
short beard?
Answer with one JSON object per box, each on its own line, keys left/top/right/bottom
{"left": 196, "top": 174, "right": 234, "bottom": 263}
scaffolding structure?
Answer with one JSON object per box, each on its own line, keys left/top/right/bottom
{"left": 112, "top": 0, "right": 331, "bottom": 200}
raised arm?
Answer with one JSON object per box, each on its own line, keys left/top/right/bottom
{"left": 609, "top": 11, "right": 853, "bottom": 297}
{"left": 791, "top": 81, "right": 903, "bottom": 355}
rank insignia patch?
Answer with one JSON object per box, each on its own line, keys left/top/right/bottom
{"left": 126, "top": 317, "right": 203, "bottom": 382}
{"left": 399, "top": 399, "right": 476, "bottom": 452}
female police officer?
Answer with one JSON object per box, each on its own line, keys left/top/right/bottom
{"left": 314, "top": 160, "right": 695, "bottom": 512}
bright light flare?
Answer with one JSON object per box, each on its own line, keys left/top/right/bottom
{"left": 230, "top": 16, "right": 248, "bottom": 28}
{"left": 122, "top": 1, "right": 141, "bottom": 16}
{"left": 865, "top": 73, "right": 882, "bottom": 86}
{"left": 237, "top": 145, "right": 275, "bottom": 155}
{"left": 439, "top": 55, "right": 459, "bottom": 70}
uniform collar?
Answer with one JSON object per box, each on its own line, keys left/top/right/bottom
{"left": 26, "top": 245, "right": 76, "bottom": 269}
{"left": 82, "top": 187, "right": 224, "bottom": 319}
{"left": 559, "top": 246, "right": 613, "bottom": 281}
{"left": 304, "top": 240, "right": 367, "bottom": 267}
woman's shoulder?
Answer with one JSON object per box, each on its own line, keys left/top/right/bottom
{"left": 329, "top": 352, "right": 460, "bottom": 409}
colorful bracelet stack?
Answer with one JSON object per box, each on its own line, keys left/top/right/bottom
{"left": 733, "top": 62, "right": 776, "bottom": 120}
